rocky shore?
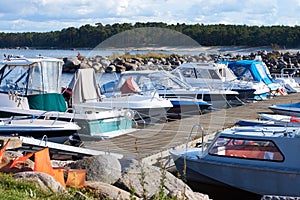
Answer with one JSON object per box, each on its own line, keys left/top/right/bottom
{"left": 1, "top": 151, "right": 210, "bottom": 200}
{"left": 62, "top": 50, "right": 300, "bottom": 75}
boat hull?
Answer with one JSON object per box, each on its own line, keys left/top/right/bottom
{"left": 0, "top": 106, "right": 134, "bottom": 139}
{"left": 269, "top": 104, "right": 300, "bottom": 117}
{"left": 167, "top": 99, "right": 211, "bottom": 117}
{"left": 171, "top": 153, "right": 300, "bottom": 196}
{"left": 0, "top": 128, "right": 77, "bottom": 143}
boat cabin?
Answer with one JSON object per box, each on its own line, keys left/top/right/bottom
{"left": 0, "top": 56, "right": 67, "bottom": 112}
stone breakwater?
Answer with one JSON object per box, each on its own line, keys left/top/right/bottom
{"left": 62, "top": 50, "right": 300, "bottom": 75}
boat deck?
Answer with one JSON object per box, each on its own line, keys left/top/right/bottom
{"left": 82, "top": 93, "right": 300, "bottom": 166}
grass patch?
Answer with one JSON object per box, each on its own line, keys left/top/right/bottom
{"left": 0, "top": 172, "right": 71, "bottom": 200}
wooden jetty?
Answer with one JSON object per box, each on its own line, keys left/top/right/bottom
{"left": 82, "top": 92, "right": 300, "bottom": 166}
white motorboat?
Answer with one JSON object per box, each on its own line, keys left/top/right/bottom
{"left": 103, "top": 70, "right": 238, "bottom": 109}
{"left": 66, "top": 68, "right": 173, "bottom": 123}
{"left": 170, "top": 124, "right": 300, "bottom": 197}
{"left": 0, "top": 55, "right": 134, "bottom": 139}
{"left": 0, "top": 112, "right": 81, "bottom": 144}
{"left": 172, "top": 62, "right": 270, "bottom": 101}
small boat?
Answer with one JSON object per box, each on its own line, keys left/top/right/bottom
{"left": 221, "top": 58, "right": 286, "bottom": 97}
{"left": 0, "top": 112, "right": 81, "bottom": 144}
{"left": 259, "top": 113, "right": 300, "bottom": 122}
{"left": 102, "top": 70, "right": 237, "bottom": 110}
{"left": 170, "top": 124, "right": 300, "bottom": 196}
{"left": 172, "top": 62, "right": 270, "bottom": 101}
{"left": 236, "top": 113, "right": 300, "bottom": 127}
{"left": 268, "top": 102, "right": 300, "bottom": 117}
{"left": 0, "top": 55, "right": 134, "bottom": 139}
{"left": 86, "top": 72, "right": 174, "bottom": 122}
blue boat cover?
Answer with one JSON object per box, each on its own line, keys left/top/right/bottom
{"left": 222, "top": 60, "right": 274, "bottom": 85}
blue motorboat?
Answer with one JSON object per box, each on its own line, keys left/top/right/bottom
{"left": 170, "top": 124, "right": 300, "bottom": 197}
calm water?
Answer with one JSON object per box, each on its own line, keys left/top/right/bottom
{"left": 0, "top": 48, "right": 196, "bottom": 59}
{"left": 0, "top": 46, "right": 280, "bottom": 59}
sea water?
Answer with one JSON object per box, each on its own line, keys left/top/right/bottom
{"left": 0, "top": 46, "right": 276, "bottom": 60}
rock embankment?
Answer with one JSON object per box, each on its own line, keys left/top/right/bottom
{"left": 62, "top": 50, "right": 300, "bottom": 75}
{"left": 1, "top": 151, "right": 211, "bottom": 199}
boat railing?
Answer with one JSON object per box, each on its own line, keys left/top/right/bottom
{"left": 64, "top": 108, "right": 76, "bottom": 122}
{"left": 129, "top": 110, "right": 146, "bottom": 129}
{"left": 0, "top": 115, "right": 32, "bottom": 125}
{"left": 186, "top": 123, "right": 205, "bottom": 154}
{"left": 35, "top": 111, "right": 61, "bottom": 125}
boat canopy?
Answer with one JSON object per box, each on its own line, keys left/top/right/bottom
{"left": 0, "top": 57, "right": 67, "bottom": 112}
{"left": 223, "top": 60, "right": 274, "bottom": 85}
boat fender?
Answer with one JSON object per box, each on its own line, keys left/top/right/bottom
{"left": 277, "top": 88, "right": 287, "bottom": 96}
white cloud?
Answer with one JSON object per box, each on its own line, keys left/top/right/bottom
{"left": 0, "top": 0, "right": 299, "bottom": 32}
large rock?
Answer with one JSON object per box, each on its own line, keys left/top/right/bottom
{"left": 85, "top": 181, "right": 140, "bottom": 200}
{"left": 116, "top": 159, "right": 210, "bottom": 200}
{"left": 14, "top": 171, "right": 67, "bottom": 195}
{"left": 70, "top": 154, "right": 121, "bottom": 184}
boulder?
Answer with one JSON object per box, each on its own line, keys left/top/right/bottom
{"left": 105, "top": 65, "right": 116, "bottom": 73}
{"left": 100, "top": 58, "right": 111, "bottom": 67}
{"left": 14, "top": 171, "right": 67, "bottom": 195}
{"left": 70, "top": 154, "right": 121, "bottom": 184}
{"left": 116, "top": 159, "right": 210, "bottom": 200}
{"left": 92, "top": 63, "right": 103, "bottom": 72}
{"left": 85, "top": 181, "right": 140, "bottom": 200}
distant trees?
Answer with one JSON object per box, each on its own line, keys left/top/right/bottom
{"left": 0, "top": 23, "right": 299, "bottom": 49}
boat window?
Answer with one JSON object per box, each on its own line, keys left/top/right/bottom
{"left": 208, "top": 69, "right": 221, "bottom": 79}
{"left": 39, "top": 61, "right": 62, "bottom": 93}
{"left": 239, "top": 69, "right": 254, "bottom": 81}
{"left": 209, "top": 137, "right": 284, "bottom": 161}
{"left": 221, "top": 68, "right": 237, "bottom": 81}
{"left": 230, "top": 66, "right": 247, "bottom": 78}
{"left": 27, "top": 61, "right": 62, "bottom": 94}
{"left": 0, "top": 65, "right": 29, "bottom": 95}
{"left": 180, "top": 68, "right": 196, "bottom": 78}
{"left": 195, "top": 68, "right": 209, "bottom": 79}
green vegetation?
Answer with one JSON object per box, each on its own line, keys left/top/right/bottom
{"left": 0, "top": 172, "right": 69, "bottom": 200}
{"left": 0, "top": 170, "right": 182, "bottom": 200}
{"left": 0, "top": 22, "right": 299, "bottom": 49}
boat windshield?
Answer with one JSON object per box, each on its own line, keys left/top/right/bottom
{"left": 219, "top": 67, "right": 237, "bottom": 81}
{"left": 208, "top": 136, "right": 284, "bottom": 162}
{"left": 0, "top": 60, "right": 63, "bottom": 95}
{"left": 115, "top": 71, "right": 192, "bottom": 93}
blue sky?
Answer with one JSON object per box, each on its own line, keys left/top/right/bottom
{"left": 0, "top": 0, "right": 299, "bottom": 32}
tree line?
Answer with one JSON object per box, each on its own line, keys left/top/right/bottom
{"left": 0, "top": 22, "right": 299, "bottom": 49}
